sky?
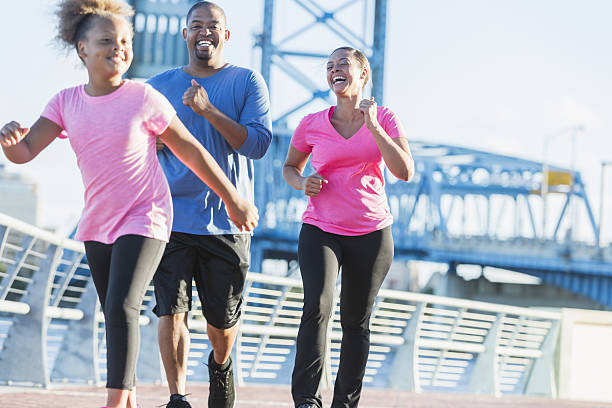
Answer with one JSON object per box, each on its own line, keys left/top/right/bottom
{"left": 1, "top": 0, "right": 612, "bottom": 240}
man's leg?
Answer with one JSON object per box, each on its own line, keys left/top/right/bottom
{"left": 194, "top": 234, "right": 250, "bottom": 408}
{"left": 207, "top": 323, "right": 239, "bottom": 366}
{"left": 153, "top": 232, "right": 197, "bottom": 407}
{"left": 158, "top": 312, "right": 190, "bottom": 395}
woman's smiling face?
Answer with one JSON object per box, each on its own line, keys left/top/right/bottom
{"left": 326, "top": 49, "right": 367, "bottom": 96}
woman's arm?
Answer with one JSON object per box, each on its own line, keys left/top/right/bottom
{"left": 360, "top": 99, "right": 414, "bottom": 181}
{"left": 282, "top": 144, "right": 327, "bottom": 197}
{"left": 159, "top": 115, "right": 259, "bottom": 231}
{"left": 1, "top": 118, "right": 62, "bottom": 164}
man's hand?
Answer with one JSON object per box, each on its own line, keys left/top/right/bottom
{"left": 226, "top": 197, "right": 259, "bottom": 232}
{"left": 1, "top": 121, "right": 29, "bottom": 147}
{"left": 183, "top": 79, "right": 212, "bottom": 116}
{"left": 156, "top": 136, "right": 165, "bottom": 150}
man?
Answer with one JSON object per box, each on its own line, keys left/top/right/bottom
{"left": 147, "top": 2, "right": 272, "bottom": 407}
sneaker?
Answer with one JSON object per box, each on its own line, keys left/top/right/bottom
{"left": 165, "top": 395, "right": 192, "bottom": 408}
{"left": 207, "top": 351, "right": 235, "bottom": 408}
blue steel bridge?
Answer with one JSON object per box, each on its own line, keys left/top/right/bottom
{"left": 126, "top": 0, "right": 612, "bottom": 310}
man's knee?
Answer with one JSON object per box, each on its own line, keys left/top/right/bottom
{"left": 160, "top": 312, "right": 189, "bottom": 330}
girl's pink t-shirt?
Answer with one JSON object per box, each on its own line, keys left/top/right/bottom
{"left": 291, "top": 106, "right": 406, "bottom": 236}
{"left": 41, "top": 80, "right": 175, "bottom": 244}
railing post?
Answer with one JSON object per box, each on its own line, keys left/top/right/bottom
{"left": 0, "top": 243, "right": 60, "bottom": 386}
{"left": 468, "top": 312, "right": 503, "bottom": 396}
{"left": 524, "top": 319, "right": 560, "bottom": 397}
{"left": 388, "top": 302, "right": 424, "bottom": 391}
{"left": 51, "top": 280, "right": 102, "bottom": 384}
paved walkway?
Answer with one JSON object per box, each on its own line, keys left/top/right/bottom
{"left": 1, "top": 383, "right": 611, "bottom": 408}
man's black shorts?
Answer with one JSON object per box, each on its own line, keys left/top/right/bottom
{"left": 152, "top": 231, "right": 250, "bottom": 329}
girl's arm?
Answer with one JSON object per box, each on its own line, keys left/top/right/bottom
{"left": 159, "top": 115, "right": 259, "bottom": 231}
{"left": 282, "top": 144, "right": 327, "bottom": 197}
{"left": 360, "top": 99, "right": 414, "bottom": 181}
{"left": 1, "top": 118, "right": 62, "bottom": 164}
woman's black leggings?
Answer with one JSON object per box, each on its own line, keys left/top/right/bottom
{"left": 84, "top": 234, "right": 165, "bottom": 390}
{"left": 291, "top": 224, "right": 394, "bottom": 408}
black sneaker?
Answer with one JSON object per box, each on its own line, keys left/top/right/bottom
{"left": 165, "top": 395, "right": 192, "bottom": 408}
{"left": 207, "top": 351, "right": 235, "bottom": 408}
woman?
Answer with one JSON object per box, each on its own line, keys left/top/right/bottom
{"left": 0, "top": 1, "right": 257, "bottom": 407}
{"left": 283, "top": 47, "right": 414, "bottom": 408}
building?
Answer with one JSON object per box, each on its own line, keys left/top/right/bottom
{"left": 0, "top": 163, "right": 39, "bottom": 226}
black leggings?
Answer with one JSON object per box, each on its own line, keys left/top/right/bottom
{"left": 84, "top": 234, "right": 166, "bottom": 390}
{"left": 292, "top": 224, "right": 394, "bottom": 408}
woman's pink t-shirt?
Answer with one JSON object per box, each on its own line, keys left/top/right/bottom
{"left": 290, "top": 106, "right": 406, "bottom": 236}
{"left": 41, "top": 80, "right": 175, "bottom": 244}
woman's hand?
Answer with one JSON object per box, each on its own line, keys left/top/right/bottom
{"left": 226, "top": 196, "right": 259, "bottom": 232}
{"left": 359, "top": 97, "right": 379, "bottom": 129}
{"left": 302, "top": 173, "right": 328, "bottom": 197}
{"left": 0, "top": 121, "right": 29, "bottom": 147}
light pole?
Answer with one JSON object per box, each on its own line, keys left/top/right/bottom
{"left": 541, "top": 125, "right": 584, "bottom": 240}
{"left": 599, "top": 161, "right": 612, "bottom": 248}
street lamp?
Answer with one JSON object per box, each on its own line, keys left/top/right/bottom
{"left": 541, "top": 125, "right": 584, "bottom": 240}
{"left": 599, "top": 161, "right": 612, "bottom": 248}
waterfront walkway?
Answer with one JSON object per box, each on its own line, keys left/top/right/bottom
{"left": 1, "top": 384, "right": 611, "bottom": 408}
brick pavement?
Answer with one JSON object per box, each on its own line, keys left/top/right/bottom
{"left": 1, "top": 383, "right": 611, "bottom": 408}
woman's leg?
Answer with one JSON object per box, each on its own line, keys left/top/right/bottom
{"left": 88, "top": 235, "right": 165, "bottom": 407}
{"left": 331, "top": 226, "right": 394, "bottom": 408}
{"left": 292, "top": 224, "right": 342, "bottom": 408}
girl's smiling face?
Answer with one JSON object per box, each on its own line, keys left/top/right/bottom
{"left": 77, "top": 16, "right": 133, "bottom": 80}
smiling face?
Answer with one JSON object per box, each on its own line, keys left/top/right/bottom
{"left": 77, "top": 16, "right": 133, "bottom": 80}
{"left": 183, "top": 5, "right": 230, "bottom": 66}
{"left": 326, "top": 49, "right": 368, "bottom": 97}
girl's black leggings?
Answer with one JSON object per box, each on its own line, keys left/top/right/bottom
{"left": 84, "top": 234, "right": 165, "bottom": 390}
{"left": 291, "top": 224, "right": 394, "bottom": 408}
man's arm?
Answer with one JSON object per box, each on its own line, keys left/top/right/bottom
{"left": 183, "top": 79, "right": 248, "bottom": 150}
{"left": 183, "top": 73, "right": 272, "bottom": 159}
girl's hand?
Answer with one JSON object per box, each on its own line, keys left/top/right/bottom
{"left": 0, "top": 121, "right": 29, "bottom": 147}
{"left": 359, "top": 97, "right": 378, "bottom": 129}
{"left": 226, "top": 197, "right": 259, "bottom": 232}
{"left": 302, "top": 173, "right": 328, "bottom": 197}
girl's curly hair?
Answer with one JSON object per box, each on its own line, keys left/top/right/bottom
{"left": 56, "top": 0, "right": 134, "bottom": 49}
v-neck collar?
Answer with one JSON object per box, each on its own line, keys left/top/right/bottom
{"left": 326, "top": 106, "right": 365, "bottom": 141}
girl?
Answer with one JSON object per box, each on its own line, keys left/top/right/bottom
{"left": 0, "top": 1, "right": 258, "bottom": 407}
{"left": 283, "top": 47, "right": 414, "bottom": 408}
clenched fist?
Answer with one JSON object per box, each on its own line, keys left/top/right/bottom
{"left": 302, "top": 173, "right": 328, "bottom": 197}
{"left": 359, "top": 97, "right": 378, "bottom": 129}
{"left": 0, "top": 121, "right": 29, "bottom": 147}
{"left": 183, "top": 79, "right": 211, "bottom": 116}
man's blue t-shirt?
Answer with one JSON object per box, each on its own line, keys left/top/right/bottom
{"left": 147, "top": 65, "right": 272, "bottom": 235}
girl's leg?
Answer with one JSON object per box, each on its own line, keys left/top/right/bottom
{"left": 85, "top": 241, "right": 131, "bottom": 407}
{"left": 292, "top": 224, "right": 342, "bottom": 408}
{"left": 331, "top": 226, "right": 394, "bottom": 408}
{"left": 97, "top": 235, "right": 165, "bottom": 407}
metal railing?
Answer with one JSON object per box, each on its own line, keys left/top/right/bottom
{"left": 0, "top": 212, "right": 559, "bottom": 397}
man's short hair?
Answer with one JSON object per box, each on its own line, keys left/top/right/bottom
{"left": 186, "top": 1, "right": 227, "bottom": 26}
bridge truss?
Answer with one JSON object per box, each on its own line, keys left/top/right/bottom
{"left": 126, "top": 0, "right": 612, "bottom": 309}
